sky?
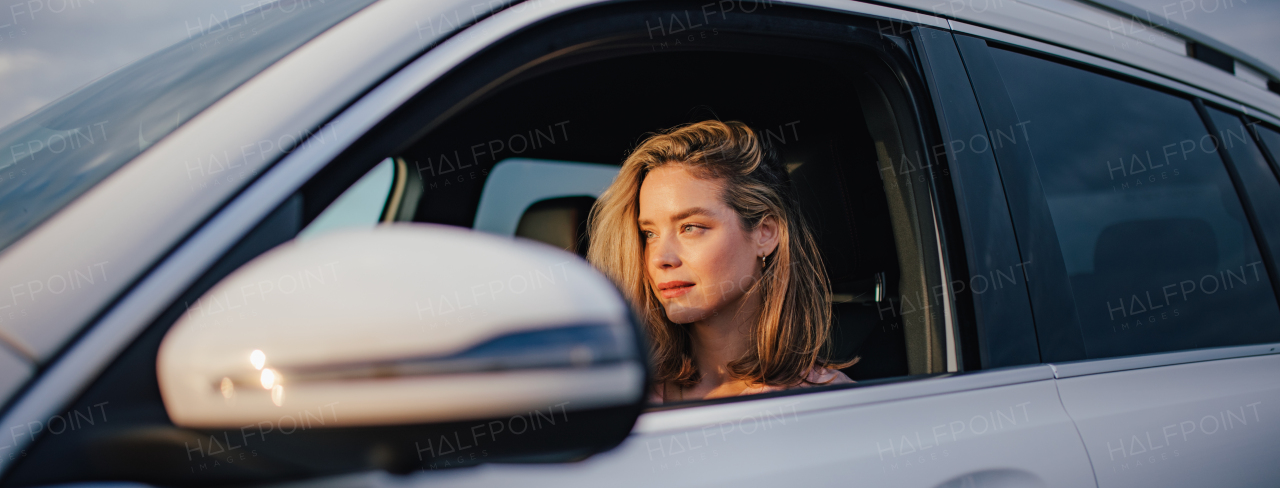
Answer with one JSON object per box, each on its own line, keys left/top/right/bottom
{"left": 0, "top": 0, "right": 1277, "bottom": 130}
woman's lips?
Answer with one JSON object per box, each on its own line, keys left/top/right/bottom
{"left": 657, "top": 281, "right": 695, "bottom": 299}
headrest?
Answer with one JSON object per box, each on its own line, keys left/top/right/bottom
{"left": 1093, "top": 218, "right": 1218, "bottom": 274}
{"left": 787, "top": 151, "right": 895, "bottom": 290}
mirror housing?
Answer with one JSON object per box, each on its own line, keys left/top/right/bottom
{"left": 157, "top": 224, "right": 646, "bottom": 476}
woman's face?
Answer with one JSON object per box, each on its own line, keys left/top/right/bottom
{"left": 638, "top": 165, "right": 778, "bottom": 324}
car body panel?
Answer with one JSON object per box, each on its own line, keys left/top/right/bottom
{"left": 1057, "top": 353, "right": 1280, "bottom": 487}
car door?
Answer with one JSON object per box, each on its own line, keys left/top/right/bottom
{"left": 953, "top": 30, "right": 1280, "bottom": 488}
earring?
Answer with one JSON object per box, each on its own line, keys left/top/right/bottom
{"left": 760, "top": 254, "right": 766, "bottom": 269}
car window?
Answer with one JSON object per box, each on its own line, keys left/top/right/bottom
{"left": 297, "top": 158, "right": 395, "bottom": 240}
{"left": 1257, "top": 124, "right": 1280, "bottom": 171}
{"left": 987, "top": 47, "right": 1280, "bottom": 359}
{"left": 0, "top": 0, "right": 378, "bottom": 253}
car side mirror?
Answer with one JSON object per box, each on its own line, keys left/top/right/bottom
{"left": 157, "top": 224, "right": 647, "bottom": 478}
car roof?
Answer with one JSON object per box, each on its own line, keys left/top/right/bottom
{"left": 1088, "top": 0, "right": 1278, "bottom": 82}
{"left": 875, "top": 0, "right": 1279, "bottom": 120}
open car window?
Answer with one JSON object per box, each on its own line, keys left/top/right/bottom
{"left": 376, "top": 5, "right": 971, "bottom": 400}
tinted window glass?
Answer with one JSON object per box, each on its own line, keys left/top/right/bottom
{"left": 989, "top": 48, "right": 1280, "bottom": 359}
{"left": 1258, "top": 125, "right": 1280, "bottom": 171}
{"left": 0, "top": 0, "right": 377, "bottom": 252}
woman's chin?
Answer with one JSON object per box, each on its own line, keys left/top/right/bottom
{"left": 663, "top": 306, "right": 711, "bottom": 325}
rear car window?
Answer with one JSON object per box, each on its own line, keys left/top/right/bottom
{"left": 0, "top": 0, "right": 377, "bottom": 253}
{"left": 988, "top": 47, "right": 1280, "bottom": 359}
{"left": 1258, "top": 124, "right": 1280, "bottom": 170}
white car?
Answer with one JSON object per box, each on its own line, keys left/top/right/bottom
{"left": 0, "top": 0, "right": 1278, "bottom": 487}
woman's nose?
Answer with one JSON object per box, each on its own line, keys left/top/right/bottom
{"left": 649, "top": 236, "right": 681, "bottom": 269}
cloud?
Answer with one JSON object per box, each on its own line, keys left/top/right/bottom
{"left": 0, "top": 49, "right": 45, "bottom": 76}
{"left": 0, "top": 48, "right": 56, "bottom": 128}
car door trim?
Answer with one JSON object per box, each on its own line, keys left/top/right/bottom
{"left": 635, "top": 364, "right": 1053, "bottom": 435}
{"left": 931, "top": 194, "right": 959, "bottom": 372}
{"left": 1048, "top": 342, "right": 1280, "bottom": 379}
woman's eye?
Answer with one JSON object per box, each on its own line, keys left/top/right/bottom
{"left": 641, "top": 230, "right": 656, "bottom": 239}
{"left": 682, "top": 224, "right": 703, "bottom": 234}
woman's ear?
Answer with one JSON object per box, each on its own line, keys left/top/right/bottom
{"left": 755, "top": 215, "right": 782, "bottom": 257}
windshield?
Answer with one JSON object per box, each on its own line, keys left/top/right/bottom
{"left": 0, "top": 0, "right": 379, "bottom": 253}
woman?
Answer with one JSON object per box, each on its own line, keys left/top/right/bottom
{"left": 587, "top": 120, "right": 855, "bottom": 403}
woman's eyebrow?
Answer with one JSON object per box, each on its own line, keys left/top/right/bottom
{"left": 637, "top": 207, "right": 714, "bottom": 226}
{"left": 672, "top": 207, "right": 714, "bottom": 221}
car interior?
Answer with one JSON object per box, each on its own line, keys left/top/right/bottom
{"left": 1, "top": 4, "right": 975, "bottom": 487}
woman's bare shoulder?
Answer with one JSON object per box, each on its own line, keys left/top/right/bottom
{"left": 807, "top": 367, "right": 854, "bottom": 385}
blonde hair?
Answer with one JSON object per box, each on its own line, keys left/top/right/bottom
{"left": 587, "top": 120, "right": 854, "bottom": 389}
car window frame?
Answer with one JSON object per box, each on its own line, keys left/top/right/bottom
{"left": 358, "top": 3, "right": 979, "bottom": 384}
{"left": 1199, "top": 103, "right": 1280, "bottom": 298}
{"left": 913, "top": 27, "right": 1040, "bottom": 371}
{"left": 1248, "top": 121, "right": 1280, "bottom": 179}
